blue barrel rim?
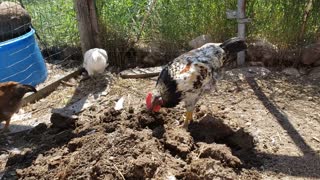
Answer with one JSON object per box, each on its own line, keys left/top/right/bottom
{"left": 0, "top": 27, "right": 47, "bottom": 86}
{"left": 0, "top": 27, "right": 34, "bottom": 46}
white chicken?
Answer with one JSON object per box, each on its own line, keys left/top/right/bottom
{"left": 83, "top": 48, "right": 108, "bottom": 76}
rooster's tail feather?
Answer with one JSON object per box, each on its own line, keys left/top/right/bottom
{"left": 220, "top": 37, "right": 247, "bottom": 54}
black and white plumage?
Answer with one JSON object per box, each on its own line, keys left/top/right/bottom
{"left": 83, "top": 48, "right": 108, "bottom": 76}
{"left": 146, "top": 37, "right": 247, "bottom": 128}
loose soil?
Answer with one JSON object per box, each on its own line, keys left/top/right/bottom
{"left": 0, "top": 67, "right": 319, "bottom": 180}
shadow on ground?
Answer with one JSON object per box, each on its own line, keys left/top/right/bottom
{"left": 246, "top": 77, "right": 320, "bottom": 178}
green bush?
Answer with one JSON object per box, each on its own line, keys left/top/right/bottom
{"left": 97, "top": 0, "right": 319, "bottom": 47}
{"left": 24, "top": 0, "right": 80, "bottom": 47}
{"left": 22, "top": 0, "right": 319, "bottom": 48}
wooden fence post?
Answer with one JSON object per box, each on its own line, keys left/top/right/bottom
{"left": 74, "top": 0, "right": 101, "bottom": 55}
{"left": 237, "top": 0, "right": 246, "bottom": 66}
{"left": 299, "top": 0, "right": 313, "bottom": 44}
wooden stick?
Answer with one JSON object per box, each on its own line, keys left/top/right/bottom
{"left": 113, "top": 164, "right": 125, "bottom": 180}
{"left": 120, "top": 66, "right": 162, "bottom": 79}
{"left": 22, "top": 68, "right": 83, "bottom": 106}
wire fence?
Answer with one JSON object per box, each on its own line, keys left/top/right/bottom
{"left": 0, "top": 1, "right": 47, "bottom": 86}
{"left": 22, "top": 0, "right": 81, "bottom": 62}
{"left": 0, "top": 1, "right": 30, "bottom": 42}
{"left": 1, "top": 0, "right": 81, "bottom": 61}
{"left": 1, "top": 0, "right": 319, "bottom": 71}
{"left": 96, "top": 0, "right": 320, "bottom": 67}
{"left": 0, "top": 0, "right": 82, "bottom": 86}
{"left": 96, "top": 0, "right": 320, "bottom": 46}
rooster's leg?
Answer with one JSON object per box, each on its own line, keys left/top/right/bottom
{"left": 182, "top": 111, "right": 193, "bottom": 129}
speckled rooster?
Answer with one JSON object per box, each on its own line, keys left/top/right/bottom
{"left": 146, "top": 37, "right": 247, "bottom": 128}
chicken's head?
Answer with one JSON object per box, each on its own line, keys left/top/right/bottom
{"left": 146, "top": 92, "right": 163, "bottom": 112}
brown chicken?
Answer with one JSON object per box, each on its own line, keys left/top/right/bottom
{"left": 0, "top": 81, "right": 37, "bottom": 132}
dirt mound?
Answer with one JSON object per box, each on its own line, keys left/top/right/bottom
{"left": 2, "top": 107, "right": 261, "bottom": 179}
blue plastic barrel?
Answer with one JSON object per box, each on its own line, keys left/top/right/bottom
{"left": 0, "top": 28, "right": 47, "bottom": 86}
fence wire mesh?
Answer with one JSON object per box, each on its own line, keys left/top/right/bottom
{"left": 96, "top": 0, "right": 320, "bottom": 45}
{"left": 96, "top": 0, "right": 320, "bottom": 67}
{"left": 1, "top": 0, "right": 82, "bottom": 60}
{"left": 22, "top": 0, "right": 81, "bottom": 61}
{"left": 0, "top": 0, "right": 82, "bottom": 86}
{"left": 1, "top": 0, "right": 319, "bottom": 70}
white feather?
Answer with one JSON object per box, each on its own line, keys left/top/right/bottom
{"left": 83, "top": 48, "right": 108, "bottom": 76}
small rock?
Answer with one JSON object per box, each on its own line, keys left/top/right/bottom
{"left": 29, "top": 123, "right": 47, "bottom": 134}
{"left": 50, "top": 110, "right": 77, "bottom": 129}
{"left": 301, "top": 42, "right": 320, "bottom": 65}
{"left": 35, "top": 154, "right": 44, "bottom": 164}
{"left": 308, "top": 66, "right": 320, "bottom": 80}
{"left": 9, "top": 148, "right": 21, "bottom": 154}
{"left": 282, "top": 67, "right": 300, "bottom": 77}
{"left": 199, "top": 105, "right": 208, "bottom": 112}
{"left": 6, "top": 149, "right": 32, "bottom": 166}
{"left": 0, "top": 154, "right": 8, "bottom": 161}
{"left": 167, "top": 175, "right": 177, "bottom": 180}
{"left": 68, "top": 138, "right": 83, "bottom": 152}
{"left": 48, "top": 155, "right": 62, "bottom": 168}
{"left": 101, "top": 91, "right": 108, "bottom": 96}
{"left": 69, "top": 78, "right": 77, "bottom": 84}
{"left": 299, "top": 68, "right": 308, "bottom": 75}
{"left": 133, "top": 41, "right": 165, "bottom": 66}
{"left": 247, "top": 39, "right": 278, "bottom": 66}
{"left": 15, "top": 169, "right": 23, "bottom": 176}
{"left": 128, "top": 106, "right": 134, "bottom": 114}
{"left": 188, "top": 34, "right": 214, "bottom": 49}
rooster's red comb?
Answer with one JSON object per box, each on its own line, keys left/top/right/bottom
{"left": 146, "top": 92, "right": 153, "bottom": 110}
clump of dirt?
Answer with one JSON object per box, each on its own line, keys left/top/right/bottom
{"left": 2, "top": 106, "right": 261, "bottom": 179}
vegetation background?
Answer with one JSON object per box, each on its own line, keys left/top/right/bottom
{"left": 24, "top": 0, "right": 319, "bottom": 47}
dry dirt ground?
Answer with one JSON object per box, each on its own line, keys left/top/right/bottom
{"left": 38, "top": 58, "right": 81, "bottom": 89}
{"left": 0, "top": 67, "right": 319, "bottom": 180}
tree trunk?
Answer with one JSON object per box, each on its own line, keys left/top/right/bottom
{"left": 74, "top": 0, "right": 101, "bottom": 55}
